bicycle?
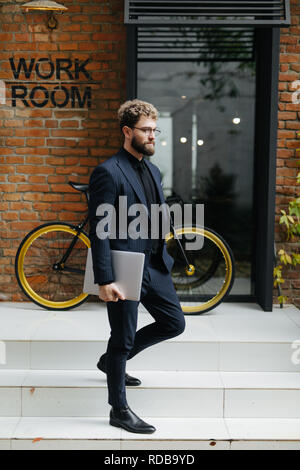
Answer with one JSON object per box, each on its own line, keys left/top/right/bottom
{"left": 15, "top": 181, "right": 235, "bottom": 314}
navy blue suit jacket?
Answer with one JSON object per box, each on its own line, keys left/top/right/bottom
{"left": 88, "top": 147, "right": 174, "bottom": 285}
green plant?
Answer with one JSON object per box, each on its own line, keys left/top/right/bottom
{"left": 274, "top": 167, "right": 300, "bottom": 305}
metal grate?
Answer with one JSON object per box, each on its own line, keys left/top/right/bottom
{"left": 138, "top": 27, "right": 255, "bottom": 62}
{"left": 125, "top": 0, "right": 291, "bottom": 26}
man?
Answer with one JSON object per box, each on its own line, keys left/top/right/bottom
{"left": 88, "top": 99, "right": 185, "bottom": 434}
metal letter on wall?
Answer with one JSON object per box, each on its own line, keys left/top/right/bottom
{"left": 7, "top": 57, "right": 92, "bottom": 109}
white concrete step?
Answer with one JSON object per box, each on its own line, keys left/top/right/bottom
{"left": 1, "top": 416, "right": 300, "bottom": 450}
{"left": 1, "top": 369, "right": 300, "bottom": 419}
{"left": 0, "top": 302, "right": 300, "bottom": 372}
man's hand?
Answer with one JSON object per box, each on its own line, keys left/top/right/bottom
{"left": 99, "top": 283, "right": 126, "bottom": 302}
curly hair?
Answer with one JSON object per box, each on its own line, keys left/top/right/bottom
{"left": 117, "top": 99, "right": 159, "bottom": 131}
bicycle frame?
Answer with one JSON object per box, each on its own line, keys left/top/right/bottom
{"left": 56, "top": 215, "right": 90, "bottom": 276}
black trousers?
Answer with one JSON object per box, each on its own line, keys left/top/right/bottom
{"left": 102, "top": 253, "right": 186, "bottom": 408}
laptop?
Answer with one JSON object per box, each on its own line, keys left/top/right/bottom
{"left": 83, "top": 248, "right": 145, "bottom": 301}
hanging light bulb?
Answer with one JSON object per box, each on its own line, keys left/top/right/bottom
{"left": 21, "top": 1, "right": 68, "bottom": 30}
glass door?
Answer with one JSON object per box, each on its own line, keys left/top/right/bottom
{"left": 137, "top": 27, "right": 256, "bottom": 296}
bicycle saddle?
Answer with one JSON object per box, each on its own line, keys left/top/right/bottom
{"left": 69, "top": 181, "right": 89, "bottom": 193}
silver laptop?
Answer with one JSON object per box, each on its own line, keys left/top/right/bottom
{"left": 83, "top": 248, "right": 145, "bottom": 301}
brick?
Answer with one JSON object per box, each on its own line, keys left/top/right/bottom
{"left": 15, "top": 148, "right": 48, "bottom": 156}
{"left": 278, "top": 112, "right": 297, "bottom": 120}
{"left": 51, "top": 148, "right": 88, "bottom": 156}
{"left": 47, "top": 176, "right": 66, "bottom": 184}
{"left": 52, "top": 203, "right": 86, "bottom": 212}
{"left": 291, "top": 64, "right": 300, "bottom": 72}
{"left": 2, "top": 211, "right": 19, "bottom": 221}
{"left": 286, "top": 140, "right": 300, "bottom": 148}
{"left": 59, "top": 42, "right": 79, "bottom": 51}
{"left": 277, "top": 130, "right": 296, "bottom": 139}
{"left": 26, "top": 139, "right": 45, "bottom": 147}
{"left": 286, "top": 103, "right": 300, "bottom": 111}
{"left": 60, "top": 120, "right": 80, "bottom": 128}
{"left": 280, "top": 92, "right": 293, "bottom": 103}
{"left": 10, "top": 202, "right": 32, "bottom": 211}
{"left": 276, "top": 167, "right": 297, "bottom": 177}
{"left": 0, "top": 130, "right": 14, "bottom": 137}
{"left": 4, "top": 119, "right": 23, "bottom": 127}
{"left": 46, "top": 157, "right": 66, "bottom": 166}
{"left": 6, "top": 138, "right": 25, "bottom": 147}
{"left": 16, "top": 109, "right": 52, "bottom": 118}
{"left": 0, "top": 165, "right": 15, "bottom": 174}
{"left": 28, "top": 176, "right": 47, "bottom": 184}
{"left": 50, "top": 184, "right": 77, "bottom": 193}
{"left": 0, "top": 110, "right": 14, "bottom": 119}
{"left": 19, "top": 212, "right": 39, "bottom": 221}
{"left": 42, "top": 194, "right": 63, "bottom": 202}
{"left": 286, "top": 45, "right": 300, "bottom": 53}
{"left": 23, "top": 120, "right": 44, "bottom": 128}
{"left": 0, "top": 183, "right": 15, "bottom": 192}
{"left": 45, "top": 121, "right": 59, "bottom": 128}
{"left": 25, "top": 157, "right": 44, "bottom": 165}
{"left": 280, "top": 36, "right": 298, "bottom": 44}
{"left": 285, "top": 121, "right": 300, "bottom": 130}
{"left": 23, "top": 193, "right": 47, "bottom": 202}
{"left": 46, "top": 139, "right": 66, "bottom": 147}
{"left": 17, "top": 166, "right": 55, "bottom": 175}
{"left": 8, "top": 175, "right": 26, "bottom": 183}
{"left": 0, "top": 33, "right": 13, "bottom": 41}
{"left": 15, "top": 129, "right": 49, "bottom": 138}
{"left": 32, "top": 203, "right": 52, "bottom": 211}
{"left": 3, "top": 194, "right": 21, "bottom": 202}
{"left": 56, "top": 166, "right": 88, "bottom": 175}
{"left": 279, "top": 72, "right": 299, "bottom": 82}
{"left": 58, "top": 212, "right": 81, "bottom": 221}
{"left": 276, "top": 185, "right": 299, "bottom": 195}
{"left": 51, "top": 130, "right": 89, "bottom": 138}
{"left": 17, "top": 184, "right": 49, "bottom": 192}
{"left": 38, "top": 43, "right": 58, "bottom": 51}
{"left": 12, "top": 222, "right": 39, "bottom": 232}
{"left": 40, "top": 212, "right": 59, "bottom": 221}
{"left": 92, "top": 32, "right": 126, "bottom": 41}
{"left": 70, "top": 15, "right": 89, "bottom": 23}
{"left": 286, "top": 159, "right": 300, "bottom": 168}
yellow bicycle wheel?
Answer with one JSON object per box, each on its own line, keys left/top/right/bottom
{"left": 166, "top": 226, "right": 235, "bottom": 314}
{"left": 15, "top": 223, "right": 90, "bottom": 310}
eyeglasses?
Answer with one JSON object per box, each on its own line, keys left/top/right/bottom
{"left": 132, "top": 126, "right": 161, "bottom": 137}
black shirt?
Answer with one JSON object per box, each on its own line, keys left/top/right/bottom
{"left": 123, "top": 148, "right": 163, "bottom": 256}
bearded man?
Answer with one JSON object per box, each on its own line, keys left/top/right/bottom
{"left": 89, "top": 99, "right": 185, "bottom": 434}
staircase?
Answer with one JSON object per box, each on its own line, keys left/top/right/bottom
{"left": 0, "top": 301, "right": 300, "bottom": 450}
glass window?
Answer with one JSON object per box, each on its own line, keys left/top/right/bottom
{"left": 138, "top": 28, "right": 256, "bottom": 296}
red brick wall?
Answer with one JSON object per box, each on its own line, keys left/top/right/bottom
{"left": 0, "top": 0, "right": 126, "bottom": 300}
{"left": 275, "top": 0, "right": 300, "bottom": 308}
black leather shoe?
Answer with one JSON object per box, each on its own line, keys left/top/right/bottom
{"left": 110, "top": 406, "right": 156, "bottom": 434}
{"left": 97, "top": 356, "right": 142, "bottom": 387}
